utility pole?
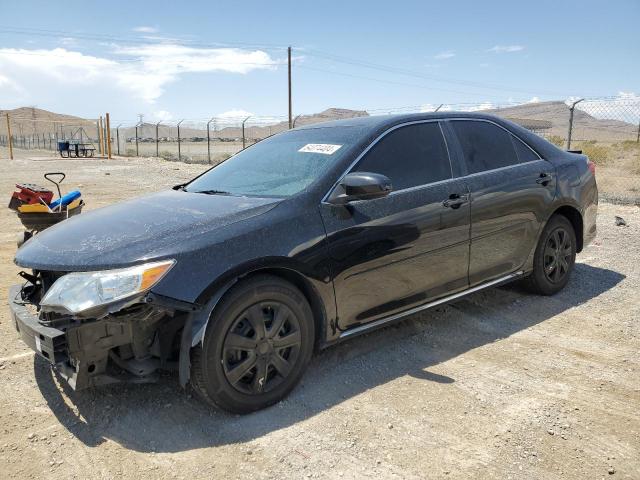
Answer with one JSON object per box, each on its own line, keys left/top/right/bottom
{"left": 566, "top": 98, "right": 584, "bottom": 150}
{"left": 105, "top": 113, "right": 112, "bottom": 159}
{"left": 6, "top": 113, "right": 13, "bottom": 160}
{"left": 288, "top": 46, "right": 292, "bottom": 129}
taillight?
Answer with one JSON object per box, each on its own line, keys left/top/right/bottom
{"left": 587, "top": 160, "right": 596, "bottom": 175}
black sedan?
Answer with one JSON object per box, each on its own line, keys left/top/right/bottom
{"left": 10, "top": 112, "right": 598, "bottom": 413}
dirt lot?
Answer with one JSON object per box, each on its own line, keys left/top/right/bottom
{"left": 0, "top": 152, "right": 638, "bottom": 479}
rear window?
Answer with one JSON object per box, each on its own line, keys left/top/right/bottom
{"left": 512, "top": 137, "right": 540, "bottom": 163}
{"left": 451, "top": 120, "right": 521, "bottom": 174}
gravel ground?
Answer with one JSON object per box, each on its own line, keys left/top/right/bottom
{"left": 0, "top": 153, "right": 638, "bottom": 479}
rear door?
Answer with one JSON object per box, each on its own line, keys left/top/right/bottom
{"left": 448, "top": 119, "right": 556, "bottom": 285}
{"left": 320, "top": 121, "right": 470, "bottom": 330}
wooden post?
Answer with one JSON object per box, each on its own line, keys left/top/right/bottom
{"left": 105, "top": 113, "right": 112, "bottom": 159}
{"left": 6, "top": 113, "right": 13, "bottom": 160}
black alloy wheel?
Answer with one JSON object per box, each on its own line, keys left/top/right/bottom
{"left": 524, "top": 214, "right": 576, "bottom": 296}
{"left": 190, "top": 275, "right": 314, "bottom": 414}
{"left": 543, "top": 227, "right": 573, "bottom": 283}
{"left": 222, "top": 302, "right": 302, "bottom": 395}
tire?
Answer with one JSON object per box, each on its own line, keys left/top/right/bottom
{"left": 524, "top": 214, "right": 577, "bottom": 295}
{"left": 190, "top": 275, "right": 315, "bottom": 414}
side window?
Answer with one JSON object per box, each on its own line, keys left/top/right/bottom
{"left": 512, "top": 136, "right": 540, "bottom": 163}
{"left": 451, "top": 120, "right": 520, "bottom": 174}
{"left": 353, "top": 122, "right": 451, "bottom": 190}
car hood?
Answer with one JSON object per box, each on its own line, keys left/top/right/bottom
{"left": 15, "top": 189, "right": 281, "bottom": 271}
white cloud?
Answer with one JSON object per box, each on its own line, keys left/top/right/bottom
{"left": 0, "top": 45, "right": 281, "bottom": 104}
{"left": 114, "top": 44, "right": 279, "bottom": 75}
{"left": 0, "top": 48, "right": 115, "bottom": 78}
{"left": 434, "top": 51, "right": 455, "bottom": 60}
{"left": 419, "top": 104, "right": 452, "bottom": 112}
{"left": 0, "top": 73, "right": 20, "bottom": 89}
{"left": 217, "top": 109, "right": 254, "bottom": 119}
{"left": 133, "top": 26, "right": 158, "bottom": 33}
{"left": 59, "top": 37, "right": 77, "bottom": 46}
{"left": 487, "top": 45, "right": 524, "bottom": 53}
{"left": 465, "top": 101, "right": 494, "bottom": 111}
{"left": 528, "top": 96, "right": 540, "bottom": 103}
{"left": 150, "top": 110, "right": 173, "bottom": 122}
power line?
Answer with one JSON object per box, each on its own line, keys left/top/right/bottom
{"left": 296, "top": 64, "right": 529, "bottom": 101}
{"left": 0, "top": 26, "right": 289, "bottom": 52}
{"left": 302, "top": 48, "right": 587, "bottom": 98}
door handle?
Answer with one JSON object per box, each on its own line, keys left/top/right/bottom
{"left": 442, "top": 193, "right": 469, "bottom": 209}
{"left": 536, "top": 172, "right": 553, "bottom": 185}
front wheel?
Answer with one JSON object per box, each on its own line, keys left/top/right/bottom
{"left": 524, "top": 215, "right": 577, "bottom": 295}
{"left": 190, "top": 275, "right": 314, "bottom": 414}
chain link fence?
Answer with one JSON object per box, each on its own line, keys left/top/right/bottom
{"left": 0, "top": 108, "right": 101, "bottom": 157}
{"left": 2, "top": 96, "right": 639, "bottom": 204}
{"left": 107, "top": 116, "right": 288, "bottom": 164}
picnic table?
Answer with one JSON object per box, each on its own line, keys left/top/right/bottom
{"left": 58, "top": 141, "right": 96, "bottom": 158}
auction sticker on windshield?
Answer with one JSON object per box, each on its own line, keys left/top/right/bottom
{"left": 298, "top": 144, "right": 342, "bottom": 155}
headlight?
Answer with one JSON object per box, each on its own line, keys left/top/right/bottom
{"left": 40, "top": 260, "right": 175, "bottom": 314}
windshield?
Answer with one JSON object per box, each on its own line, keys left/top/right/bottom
{"left": 184, "top": 127, "right": 360, "bottom": 197}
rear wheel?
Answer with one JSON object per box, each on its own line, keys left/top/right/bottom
{"left": 524, "top": 215, "right": 576, "bottom": 295}
{"left": 190, "top": 275, "right": 314, "bottom": 414}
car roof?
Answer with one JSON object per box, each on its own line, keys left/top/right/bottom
{"left": 294, "top": 111, "right": 566, "bottom": 161}
{"left": 294, "top": 111, "right": 506, "bottom": 132}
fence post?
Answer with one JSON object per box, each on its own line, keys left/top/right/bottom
{"left": 106, "top": 113, "right": 112, "bottom": 159}
{"left": 566, "top": 98, "right": 584, "bottom": 150}
{"left": 97, "top": 118, "right": 103, "bottom": 156}
{"left": 5, "top": 113, "right": 13, "bottom": 159}
{"left": 207, "top": 117, "right": 215, "bottom": 164}
{"left": 636, "top": 120, "right": 639, "bottom": 143}
{"left": 116, "top": 124, "right": 122, "bottom": 156}
{"left": 155, "top": 121, "right": 162, "bottom": 158}
{"left": 135, "top": 123, "right": 140, "bottom": 156}
{"left": 242, "top": 116, "right": 251, "bottom": 149}
{"left": 177, "top": 120, "right": 184, "bottom": 161}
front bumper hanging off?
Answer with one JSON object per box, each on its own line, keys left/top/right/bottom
{"left": 9, "top": 285, "right": 68, "bottom": 364}
{"left": 8, "top": 284, "right": 189, "bottom": 390}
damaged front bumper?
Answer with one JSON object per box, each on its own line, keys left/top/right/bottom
{"left": 9, "top": 284, "right": 190, "bottom": 390}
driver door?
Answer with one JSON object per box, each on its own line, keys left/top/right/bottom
{"left": 319, "top": 121, "right": 471, "bottom": 331}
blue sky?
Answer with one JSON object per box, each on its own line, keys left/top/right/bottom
{"left": 0, "top": 0, "right": 638, "bottom": 124}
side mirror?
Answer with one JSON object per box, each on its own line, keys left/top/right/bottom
{"left": 328, "top": 172, "right": 392, "bottom": 205}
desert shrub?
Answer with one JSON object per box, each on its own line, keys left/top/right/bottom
{"left": 577, "top": 142, "right": 611, "bottom": 165}
{"left": 621, "top": 140, "right": 640, "bottom": 151}
{"left": 547, "top": 135, "right": 565, "bottom": 147}
{"left": 212, "top": 153, "right": 232, "bottom": 164}
{"left": 159, "top": 150, "right": 178, "bottom": 161}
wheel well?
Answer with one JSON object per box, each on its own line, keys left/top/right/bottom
{"left": 242, "top": 268, "right": 326, "bottom": 349}
{"left": 552, "top": 205, "right": 584, "bottom": 252}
